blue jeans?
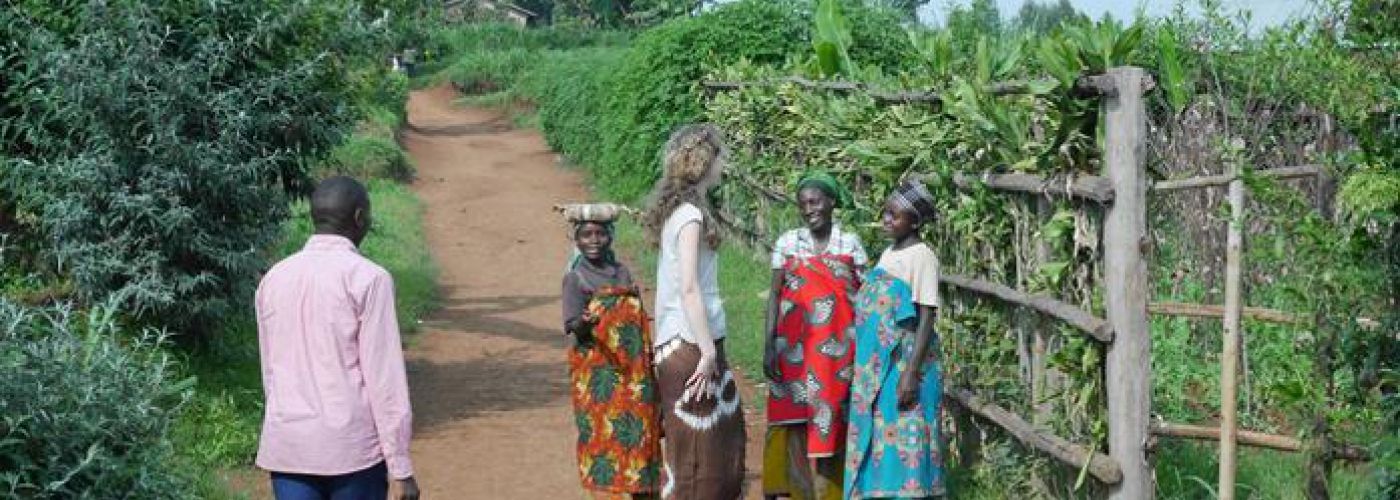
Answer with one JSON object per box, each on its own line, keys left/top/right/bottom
{"left": 270, "top": 461, "right": 388, "bottom": 500}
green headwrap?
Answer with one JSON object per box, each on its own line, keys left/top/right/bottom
{"left": 796, "top": 170, "right": 851, "bottom": 209}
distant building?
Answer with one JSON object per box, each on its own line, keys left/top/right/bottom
{"left": 445, "top": 0, "right": 539, "bottom": 27}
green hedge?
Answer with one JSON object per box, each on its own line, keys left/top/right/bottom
{"left": 0, "top": 1, "right": 423, "bottom": 335}
{"left": 518, "top": 48, "right": 628, "bottom": 174}
{"left": 588, "top": 1, "right": 808, "bottom": 201}
{"left": 0, "top": 301, "right": 195, "bottom": 498}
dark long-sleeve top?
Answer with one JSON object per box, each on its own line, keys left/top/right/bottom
{"left": 561, "top": 260, "right": 636, "bottom": 331}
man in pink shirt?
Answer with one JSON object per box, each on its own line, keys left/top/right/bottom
{"left": 255, "top": 176, "right": 420, "bottom": 500}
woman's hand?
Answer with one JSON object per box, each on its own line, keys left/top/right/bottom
{"left": 685, "top": 349, "right": 718, "bottom": 403}
{"left": 566, "top": 315, "right": 595, "bottom": 343}
{"left": 896, "top": 372, "right": 921, "bottom": 411}
{"left": 763, "top": 334, "right": 782, "bottom": 382}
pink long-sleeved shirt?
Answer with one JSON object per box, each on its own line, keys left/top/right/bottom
{"left": 254, "top": 234, "right": 414, "bottom": 479}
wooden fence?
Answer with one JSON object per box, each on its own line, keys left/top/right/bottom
{"left": 702, "top": 65, "right": 1375, "bottom": 499}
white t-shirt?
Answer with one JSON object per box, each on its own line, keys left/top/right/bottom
{"left": 875, "top": 243, "right": 942, "bottom": 308}
{"left": 653, "top": 203, "right": 727, "bottom": 347}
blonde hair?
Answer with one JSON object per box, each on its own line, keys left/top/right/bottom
{"left": 643, "top": 124, "right": 728, "bottom": 249}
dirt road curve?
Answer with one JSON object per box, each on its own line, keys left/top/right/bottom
{"left": 401, "top": 86, "right": 764, "bottom": 499}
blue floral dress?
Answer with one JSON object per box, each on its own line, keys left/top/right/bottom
{"left": 843, "top": 267, "right": 944, "bottom": 499}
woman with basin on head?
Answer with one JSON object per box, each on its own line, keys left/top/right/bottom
{"left": 558, "top": 202, "right": 662, "bottom": 499}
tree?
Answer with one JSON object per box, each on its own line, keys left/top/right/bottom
{"left": 1013, "top": 0, "right": 1087, "bottom": 34}
{"left": 551, "top": 0, "right": 706, "bottom": 27}
{"left": 870, "top": 0, "right": 931, "bottom": 20}
{"left": 1345, "top": 0, "right": 1400, "bottom": 46}
{"left": 945, "top": 0, "right": 1002, "bottom": 38}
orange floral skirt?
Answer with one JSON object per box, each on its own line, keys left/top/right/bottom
{"left": 569, "top": 286, "right": 662, "bottom": 495}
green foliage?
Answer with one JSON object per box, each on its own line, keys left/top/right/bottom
{"left": 1346, "top": 0, "right": 1400, "bottom": 46}
{"left": 0, "top": 299, "right": 196, "bottom": 498}
{"left": 425, "top": 21, "right": 630, "bottom": 72}
{"left": 702, "top": 2, "right": 1394, "bottom": 495}
{"left": 321, "top": 71, "right": 417, "bottom": 182}
{"left": 549, "top": 0, "right": 703, "bottom": 28}
{"left": 812, "top": 0, "right": 856, "bottom": 78}
{"left": 590, "top": 0, "right": 809, "bottom": 201}
{"left": 322, "top": 135, "right": 417, "bottom": 183}
{"left": 434, "top": 1, "right": 917, "bottom": 202}
{"left": 520, "top": 48, "right": 629, "bottom": 176}
{"left": 425, "top": 22, "right": 630, "bottom": 112}
{"left": 1012, "top": 0, "right": 1087, "bottom": 35}
{"left": 1154, "top": 25, "right": 1191, "bottom": 115}
{"left": 945, "top": 0, "right": 1002, "bottom": 41}
{"left": 1155, "top": 441, "right": 1372, "bottom": 499}
{"left": 0, "top": 1, "right": 417, "bottom": 334}
{"left": 869, "top": 0, "right": 929, "bottom": 20}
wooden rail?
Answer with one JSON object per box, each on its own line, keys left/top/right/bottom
{"left": 950, "top": 172, "right": 1115, "bottom": 203}
{"left": 1151, "top": 302, "right": 1385, "bottom": 333}
{"left": 701, "top": 77, "right": 1055, "bottom": 105}
{"left": 732, "top": 172, "right": 792, "bottom": 203}
{"left": 712, "top": 208, "right": 773, "bottom": 252}
{"left": 1152, "top": 165, "right": 1325, "bottom": 192}
{"left": 1149, "top": 421, "right": 1372, "bottom": 462}
{"left": 941, "top": 274, "right": 1114, "bottom": 343}
{"left": 949, "top": 389, "right": 1123, "bottom": 484}
{"left": 1150, "top": 302, "right": 1309, "bottom": 325}
{"left": 1151, "top": 421, "right": 1300, "bottom": 452}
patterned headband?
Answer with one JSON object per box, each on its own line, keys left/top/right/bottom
{"left": 889, "top": 180, "right": 937, "bottom": 223}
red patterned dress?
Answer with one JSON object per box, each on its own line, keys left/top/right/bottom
{"left": 567, "top": 282, "right": 663, "bottom": 496}
{"left": 769, "top": 253, "right": 860, "bottom": 454}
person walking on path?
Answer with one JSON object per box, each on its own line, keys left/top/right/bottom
{"left": 254, "top": 176, "right": 420, "bottom": 500}
{"left": 558, "top": 203, "right": 664, "bottom": 499}
{"left": 643, "top": 124, "right": 747, "bottom": 500}
{"left": 762, "top": 171, "right": 866, "bottom": 500}
{"left": 844, "top": 180, "right": 946, "bottom": 499}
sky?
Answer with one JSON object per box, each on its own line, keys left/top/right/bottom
{"left": 915, "top": 0, "right": 1318, "bottom": 28}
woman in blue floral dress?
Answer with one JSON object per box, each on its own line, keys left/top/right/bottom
{"left": 844, "top": 180, "right": 945, "bottom": 499}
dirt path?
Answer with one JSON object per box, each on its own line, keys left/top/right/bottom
{"left": 402, "top": 86, "right": 764, "bottom": 499}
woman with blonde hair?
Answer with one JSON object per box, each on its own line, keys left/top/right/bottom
{"left": 643, "top": 124, "right": 746, "bottom": 499}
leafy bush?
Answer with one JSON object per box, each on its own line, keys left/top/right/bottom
{"left": 0, "top": 299, "right": 195, "bottom": 498}
{"left": 424, "top": 22, "right": 630, "bottom": 72}
{"left": 440, "top": 47, "right": 545, "bottom": 93}
{"left": 0, "top": 1, "right": 409, "bottom": 333}
{"left": 322, "top": 135, "right": 417, "bottom": 182}
{"left": 519, "top": 48, "right": 628, "bottom": 171}
{"left": 589, "top": 0, "right": 808, "bottom": 201}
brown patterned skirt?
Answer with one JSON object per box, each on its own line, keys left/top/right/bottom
{"left": 654, "top": 338, "right": 747, "bottom": 500}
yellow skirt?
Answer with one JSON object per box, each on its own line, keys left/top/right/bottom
{"left": 762, "top": 425, "right": 842, "bottom": 500}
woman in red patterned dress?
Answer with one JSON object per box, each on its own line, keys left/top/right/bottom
{"left": 761, "top": 171, "right": 866, "bottom": 500}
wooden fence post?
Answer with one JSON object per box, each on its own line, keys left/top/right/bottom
{"left": 1101, "top": 66, "right": 1154, "bottom": 500}
{"left": 1219, "top": 157, "right": 1246, "bottom": 500}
